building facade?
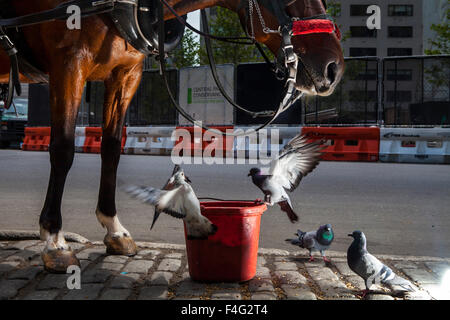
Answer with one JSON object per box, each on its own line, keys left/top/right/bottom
{"left": 335, "top": 0, "right": 448, "bottom": 57}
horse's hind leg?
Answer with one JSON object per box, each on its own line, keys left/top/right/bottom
{"left": 96, "top": 62, "right": 143, "bottom": 256}
{"left": 39, "top": 66, "right": 86, "bottom": 273}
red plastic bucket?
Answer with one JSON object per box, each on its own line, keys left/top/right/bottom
{"left": 184, "top": 201, "right": 267, "bottom": 282}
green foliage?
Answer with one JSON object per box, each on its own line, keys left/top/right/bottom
{"left": 327, "top": 1, "right": 350, "bottom": 43}
{"left": 171, "top": 29, "right": 200, "bottom": 68}
{"left": 327, "top": 0, "right": 341, "bottom": 19}
{"left": 199, "top": 7, "right": 274, "bottom": 65}
{"left": 425, "top": 6, "right": 450, "bottom": 55}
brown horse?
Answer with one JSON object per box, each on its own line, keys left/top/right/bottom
{"left": 0, "top": 0, "right": 344, "bottom": 273}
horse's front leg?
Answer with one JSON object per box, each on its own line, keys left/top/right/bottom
{"left": 40, "top": 63, "right": 87, "bottom": 273}
{"left": 96, "top": 63, "right": 143, "bottom": 256}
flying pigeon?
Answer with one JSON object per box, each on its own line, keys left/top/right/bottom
{"left": 125, "top": 165, "right": 218, "bottom": 240}
{"left": 285, "top": 224, "right": 334, "bottom": 262}
{"left": 150, "top": 165, "right": 191, "bottom": 230}
{"left": 248, "top": 134, "right": 323, "bottom": 223}
{"left": 347, "top": 230, "right": 416, "bottom": 298}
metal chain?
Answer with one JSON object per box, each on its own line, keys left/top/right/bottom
{"left": 249, "top": 0, "right": 280, "bottom": 34}
{"left": 248, "top": 0, "right": 255, "bottom": 39}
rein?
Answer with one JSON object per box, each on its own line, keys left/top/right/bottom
{"left": 0, "top": 0, "right": 341, "bottom": 134}
{"left": 157, "top": 0, "right": 340, "bottom": 136}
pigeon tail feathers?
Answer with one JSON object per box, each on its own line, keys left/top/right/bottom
{"left": 285, "top": 238, "right": 301, "bottom": 246}
{"left": 278, "top": 200, "right": 299, "bottom": 223}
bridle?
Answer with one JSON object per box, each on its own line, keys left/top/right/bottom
{"left": 244, "top": 0, "right": 341, "bottom": 81}
{"left": 0, "top": 0, "right": 341, "bottom": 136}
{"left": 158, "top": 0, "right": 341, "bottom": 136}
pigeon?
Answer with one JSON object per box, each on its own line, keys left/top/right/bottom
{"left": 347, "top": 230, "right": 415, "bottom": 298}
{"left": 285, "top": 224, "right": 334, "bottom": 262}
{"left": 248, "top": 134, "right": 323, "bottom": 223}
{"left": 125, "top": 165, "right": 218, "bottom": 240}
{"left": 150, "top": 165, "right": 191, "bottom": 230}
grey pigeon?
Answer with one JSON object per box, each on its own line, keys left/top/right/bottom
{"left": 248, "top": 134, "right": 323, "bottom": 223}
{"left": 285, "top": 224, "right": 334, "bottom": 262}
{"left": 125, "top": 165, "right": 218, "bottom": 240}
{"left": 150, "top": 165, "right": 191, "bottom": 230}
{"left": 347, "top": 230, "right": 415, "bottom": 298}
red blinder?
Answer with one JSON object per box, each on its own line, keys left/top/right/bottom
{"left": 292, "top": 19, "right": 341, "bottom": 40}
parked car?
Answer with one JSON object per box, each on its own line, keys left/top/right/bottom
{"left": 0, "top": 98, "right": 28, "bottom": 148}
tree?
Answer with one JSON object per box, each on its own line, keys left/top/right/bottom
{"left": 327, "top": 1, "right": 350, "bottom": 43}
{"left": 327, "top": 0, "right": 342, "bottom": 19}
{"left": 425, "top": 7, "right": 450, "bottom": 55}
{"left": 144, "top": 29, "right": 200, "bottom": 70}
{"left": 423, "top": 6, "right": 449, "bottom": 103}
{"left": 199, "top": 7, "right": 273, "bottom": 65}
{"left": 171, "top": 29, "right": 200, "bottom": 68}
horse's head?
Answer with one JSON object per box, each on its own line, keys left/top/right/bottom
{"left": 238, "top": 0, "right": 345, "bottom": 96}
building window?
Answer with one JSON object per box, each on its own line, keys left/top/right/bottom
{"left": 388, "top": 26, "right": 413, "bottom": 38}
{"left": 350, "top": 48, "right": 377, "bottom": 57}
{"left": 352, "top": 69, "right": 377, "bottom": 80}
{"left": 350, "top": 5, "right": 370, "bottom": 16}
{"left": 349, "top": 91, "right": 378, "bottom": 102}
{"left": 387, "top": 69, "right": 413, "bottom": 81}
{"left": 388, "top": 5, "right": 413, "bottom": 16}
{"left": 350, "top": 26, "right": 377, "bottom": 38}
{"left": 387, "top": 91, "right": 412, "bottom": 102}
{"left": 387, "top": 48, "right": 413, "bottom": 56}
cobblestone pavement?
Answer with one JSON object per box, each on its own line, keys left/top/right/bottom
{"left": 0, "top": 239, "right": 449, "bottom": 300}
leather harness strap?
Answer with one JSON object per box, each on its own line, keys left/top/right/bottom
{"left": 0, "top": 0, "right": 339, "bottom": 135}
{"left": 0, "top": 0, "right": 115, "bottom": 28}
{"left": 0, "top": 0, "right": 116, "bottom": 109}
{"left": 158, "top": 3, "right": 300, "bottom": 137}
{"left": 0, "top": 27, "right": 21, "bottom": 109}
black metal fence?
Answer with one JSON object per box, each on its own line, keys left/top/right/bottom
{"left": 235, "top": 63, "right": 303, "bottom": 125}
{"left": 383, "top": 55, "right": 450, "bottom": 126}
{"left": 28, "top": 55, "right": 449, "bottom": 127}
{"left": 76, "top": 69, "right": 178, "bottom": 127}
{"left": 303, "top": 57, "right": 381, "bottom": 125}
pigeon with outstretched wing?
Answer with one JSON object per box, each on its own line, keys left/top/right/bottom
{"left": 248, "top": 134, "right": 323, "bottom": 222}
{"left": 148, "top": 165, "right": 190, "bottom": 230}
{"left": 125, "top": 165, "right": 217, "bottom": 240}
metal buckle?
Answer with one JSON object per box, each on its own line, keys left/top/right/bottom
{"left": 0, "top": 34, "right": 14, "bottom": 50}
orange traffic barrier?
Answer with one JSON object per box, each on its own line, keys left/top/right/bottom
{"left": 174, "top": 126, "right": 234, "bottom": 157}
{"left": 301, "top": 127, "right": 380, "bottom": 162}
{"left": 83, "top": 127, "right": 127, "bottom": 154}
{"left": 22, "top": 127, "right": 51, "bottom": 151}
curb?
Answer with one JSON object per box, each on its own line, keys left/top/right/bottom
{"left": 1, "top": 230, "right": 449, "bottom": 263}
{"left": 0, "top": 230, "right": 90, "bottom": 244}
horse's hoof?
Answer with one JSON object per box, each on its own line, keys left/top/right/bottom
{"left": 41, "top": 249, "right": 80, "bottom": 274}
{"left": 104, "top": 234, "right": 138, "bottom": 256}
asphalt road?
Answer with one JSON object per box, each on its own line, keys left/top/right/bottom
{"left": 1, "top": 149, "right": 449, "bottom": 258}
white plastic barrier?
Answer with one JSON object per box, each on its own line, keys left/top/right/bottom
{"left": 232, "top": 126, "right": 301, "bottom": 159}
{"left": 75, "top": 127, "right": 86, "bottom": 153}
{"left": 380, "top": 128, "right": 450, "bottom": 164}
{"left": 124, "top": 127, "right": 175, "bottom": 155}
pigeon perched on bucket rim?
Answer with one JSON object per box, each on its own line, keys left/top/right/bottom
{"left": 248, "top": 134, "right": 324, "bottom": 223}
